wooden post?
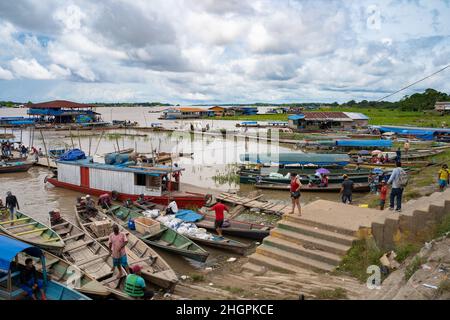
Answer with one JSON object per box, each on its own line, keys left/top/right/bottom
{"left": 88, "top": 135, "right": 92, "bottom": 157}
{"left": 69, "top": 129, "right": 75, "bottom": 149}
{"left": 93, "top": 131, "right": 105, "bottom": 156}
{"left": 77, "top": 129, "right": 82, "bottom": 150}
{"left": 39, "top": 130, "right": 51, "bottom": 169}
{"left": 115, "top": 137, "right": 120, "bottom": 152}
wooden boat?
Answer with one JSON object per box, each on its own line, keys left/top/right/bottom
{"left": 255, "top": 182, "right": 370, "bottom": 192}
{"left": 0, "top": 211, "right": 65, "bottom": 255}
{"left": 0, "top": 234, "right": 97, "bottom": 300}
{"left": 194, "top": 212, "right": 271, "bottom": 241}
{"left": 50, "top": 216, "right": 134, "bottom": 300}
{"left": 239, "top": 173, "right": 371, "bottom": 185}
{"left": 348, "top": 161, "right": 430, "bottom": 169}
{"left": 0, "top": 161, "right": 33, "bottom": 173}
{"left": 240, "top": 152, "right": 350, "bottom": 166}
{"left": 74, "top": 205, "right": 178, "bottom": 292}
{"left": 117, "top": 203, "right": 251, "bottom": 255}
{"left": 238, "top": 166, "right": 371, "bottom": 176}
{"left": 104, "top": 205, "right": 209, "bottom": 263}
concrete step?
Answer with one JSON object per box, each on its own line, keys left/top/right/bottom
{"left": 282, "top": 215, "right": 356, "bottom": 236}
{"left": 241, "top": 262, "right": 267, "bottom": 275}
{"left": 255, "top": 245, "right": 335, "bottom": 272}
{"left": 263, "top": 236, "right": 342, "bottom": 265}
{"left": 277, "top": 220, "right": 355, "bottom": 246}
{"left": 248, "top": 253, "right": 311, "bottom": 274}
{"left": 269, "top": 228, "right": 351, "bottom": 256}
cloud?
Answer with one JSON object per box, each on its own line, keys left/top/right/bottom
{"left": 0, "top": 0, "right": 449, "bottom": 103}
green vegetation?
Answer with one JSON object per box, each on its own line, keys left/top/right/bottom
{"left": 223, "top": 286, "right": 245, "bottom": 295}
{"left": 189, "top": 273, "right": 205, "bottom": 282}
{"left": 312, "top": 287, "right": 348, "bottom": 300}
{"left": 438, "top": 279, "right": 450, "bottom": 295}
{"left": 404, "top": 256, "right": 425, "bottom": 281}
{"left": 337, "top": 238, "right": 383, "bottom": 282}
{"left": 434, "top": 212, "right": 450, "bottom": 238}
{"left": 212, "top": 172, "right": 240, "bottom": 185}
{"left": 395, "top": 243, "right": 421, "bottom": 263}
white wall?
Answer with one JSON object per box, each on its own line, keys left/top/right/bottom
{"left": 58, "top": 163, "right": 80, "bottom": 185}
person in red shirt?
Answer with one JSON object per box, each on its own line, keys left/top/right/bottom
{"left": 290, "top": 172, "right": 302, "bottom": 215}
{"left": 209, "top": 200, "right": 229, "bottom": 237}
{"left": 379, "top": 180, "right": 388, "bottom": 210}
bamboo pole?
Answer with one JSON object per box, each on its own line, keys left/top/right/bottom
{"left": 77, "top": 129, "right": 82, "bottom": 150}
{"left": 93, "top": 131, "right": 105, "bottom": 156}
{"left": 88, "top": 135, "right": 92, "bottom": 157}
{"left": 39, "top": 130, "right": 51, "bottom": 169}
{"left": 69, "top": 129, "right": 75, "bottom": 149}
{"left": 115, "top": 137, "right": 120, "bottom": 152}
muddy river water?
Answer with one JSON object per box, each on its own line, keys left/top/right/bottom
{"left": 0, "top": 107, "right": 361, "bottom": 275}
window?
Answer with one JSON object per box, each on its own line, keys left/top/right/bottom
{"left": 135, "top": 173, "right": 146, "bottom": 186}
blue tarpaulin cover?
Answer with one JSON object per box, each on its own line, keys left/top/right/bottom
{"left": 59, "top": 149, "right": 86, "bottom": 161}
{"left": 0, "top": 235, "right": 42, "bottom": 272}
{"left": 288, "top": 114, "right": 305, "bottom": 120}
{"left": 335, "top": 139, "right": 392, "bottom": 148}
{"left": 175, "top": 210, "right": 203, "bottom": 222}
{"left": 377, "top": 125, "right": 450, "bottom": 141}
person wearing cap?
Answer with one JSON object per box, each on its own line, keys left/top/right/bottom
{"left": 124, "top": 265, "right": 154, "bottom": 299}
{"left": 85, "top": 195, "right": 98, "bottom": 216}
{"left": 5, "top": 191, "right": 19, "bottom": 221}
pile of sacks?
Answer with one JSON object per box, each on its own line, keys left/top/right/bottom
{"left": 142, "top": 209, "right": 160, "bottom": 219}
{"left": 156, "top": 214, "right": 214, "bottom": 240}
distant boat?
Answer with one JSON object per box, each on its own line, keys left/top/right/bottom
{"left": 240, "top": 153, "right": 351, "bottom": 166}
{"left": 0, "top": 161, "right": 33, "bottom": 173}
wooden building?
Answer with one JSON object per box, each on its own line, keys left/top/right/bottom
{"left": 288, "top": 112, "right": 369, "bottom": 131}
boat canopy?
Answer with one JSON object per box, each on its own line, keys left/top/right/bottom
{"left": 0, "top": 235, "right": 42, "bottom": 273}
{"left": 376, "top": 125, "right": 450, "bottom": 141}
{"left": 335, "top": 139, "right": 392, "bottom": 148}
{"left": 240, "top": 153, "right": 350, "bottom": 166}
{"left": 288, "top": 114, "right": 305, "bottom": 120}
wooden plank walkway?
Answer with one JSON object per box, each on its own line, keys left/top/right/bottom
{"left": 216, "top": 192, "right": 291, "bottom": 215}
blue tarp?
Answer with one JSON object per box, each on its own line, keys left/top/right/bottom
{"left": 59, "top": 149, "right": 86, "bottom": 161}
{"left": 241, "top": 121, "right": 258, "bottom": 125}
{"left": 175, "top": 210, "right": 203, "bottom": 222}
{"left": 335, "top": 139, "right": 392, "bottom": 148}
{"left": 0, "top": 235, "right": 42, "bottom": 272}
{"left": 377, "top": 126, "right": 450, "bottom": 141}
{"left": 288, "top": 114, "right": 305, "bottom": 120}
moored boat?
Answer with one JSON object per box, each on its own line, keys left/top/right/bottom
{"left": 0, "top": 210, "right": 64, "bottom": 255}
{"left": 0, "top": 161, "right": 33, "bottom": 173}
{"left": 50, "top": 216, "right": 133, "bottom": 300}
{"left": 0, "top": 235, "right": 93, "bottom": 300}
{"left": 74, "top": 205, "right": 178, "bottom": 292}
{"left": 240, "top": 153, "right": 350, "bottom": 166}
{"left": 105, "top": 205, "right": 209, "bottom": 263}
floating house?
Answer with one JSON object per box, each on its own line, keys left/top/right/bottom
{"left": 159, "top": 107, "right": 214, "bottom": 120}
{"left": 46, "top": 157, "right": 205, "bottom": 208}
{"left": 288, "top": 112, "right": 369, "bottom": 131}
{"left": 208, "top": 106, "right": 227, "bottom": 116}
{"left": 26, "top": 100, "right": 101, "bottom": 124}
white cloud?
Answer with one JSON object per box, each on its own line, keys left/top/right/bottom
{"left": 10, "top": 58, "right": 55, "bottom": 80}
{"left": 0, "top": 66, "right": 14, "bottom": 80}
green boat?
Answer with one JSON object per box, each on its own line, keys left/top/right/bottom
{"left": 141, "top": 225, "right": 209, "bottom": 263}
{"left": 105, "top": 205, "right": 209, "bottom": 263}
{"left": 0, "top": 210, "right": 65, "bottom": 256}
{"left": 239, "top": 173, "right": 371, "bottom": 184}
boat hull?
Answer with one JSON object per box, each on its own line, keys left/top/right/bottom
{"left": 0, "top": 163, "right": 33, "bottom": 173}
{"left": 255, "top": 182, "right": 370, "bottom": 192}
{"left": 142, "top": 238, "right": 209, "bottom": 263}
{"left": 46, "top": 177, "right": 205, "bottom": 208}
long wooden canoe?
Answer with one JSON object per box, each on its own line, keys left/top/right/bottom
{"left": 74, "top": 205, "right": 178, "bottom": 292}
{"left": 239, "top": 173, "right": 371, "bottom": 185}
{"left": 0, "top": 162, "right": 33, "bottom": 173}
{"left": 194, "top": 213, "right": 271, "bottom": 241}
{"left": 51, "top": 216, "right": 133, "bottom": 300}
{"left": 105, "top": 205, "right": 209, "bottom": 263}
{"left": 255, "top": 182, "right": 370, "bottom": 192}
{"left": 15, "top": 245, "right": 108, "bottom": 299}
{"left": 0, "top": 211, "right": 65, "bottom": 255}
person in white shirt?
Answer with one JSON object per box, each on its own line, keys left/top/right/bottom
{"left": 165, "top": 200, "right": 178, "bottom": 215}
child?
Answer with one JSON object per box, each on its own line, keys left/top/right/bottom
{"left": 438, "top": 164, "right": 450, "bottom": 191}
{"left": 379, "top": 181, "right": 388, "bottom": 210}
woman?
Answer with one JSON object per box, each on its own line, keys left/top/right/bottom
{"left": 290, "top": 172, "right": 302, "bottom": 215}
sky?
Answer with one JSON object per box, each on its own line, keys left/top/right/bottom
{"left": 0, "top": 0, "right": 449, "bottom": 104}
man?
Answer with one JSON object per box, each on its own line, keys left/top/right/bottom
{"left": 290, "top": 172, "right": 302, "bottom": 215}
{"left": 341, "top": 174, "right": 354, "bottom": 204}
{"left": 20, "top": 144, "right": 28, "bottom": 158}
{"left": 387, "top": 162, "right": 407, "bottom": 212}
{"left": 172, "top": 163, "right": 181, "bottom": 183}
{"left": 438, "top": 164, "right": 450, "bottom": 191}
{"left": 166, "top": 200, "right": 178, "bottom": 215}
{"left": 209, "top": 199, "right": 229, "bottom": 237}
{"left": 20, "top": 258, "right": 46, "bottom": 300}
{"left": 85, "top": 195, "right": 98, "bottom": 216}
{"left": 49, "top": 209, "right": 62, "bottom": 225}
{"left": 136, "top": 194, "right": 146, "bottom": 205}
{"left": 124, "top": 265, "right": 154, "bottom": 300}
{"left": 108, "top": 224, "right": 130, "bottom": 278}
{"left": 5, "top": 191, "right": 19, "bottom": 221}
{"left": 404, "top": 140, "right": 410, "bottom": 156}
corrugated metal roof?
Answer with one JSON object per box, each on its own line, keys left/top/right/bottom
{"left": 302, "top": 112, "right": 353, "bottom": 121}
{"left": 26, "top": 100, "right": 93, "bottom": 109}
{"left": 343, "top": 112, "right": 369, "bottom": 120}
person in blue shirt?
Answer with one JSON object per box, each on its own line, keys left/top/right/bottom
{"left": 387, "top": 162, "right": 406, "bottom": 212}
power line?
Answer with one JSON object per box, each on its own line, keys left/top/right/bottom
{"left": 377, "top": 64, "right": 450, "bottom": 102}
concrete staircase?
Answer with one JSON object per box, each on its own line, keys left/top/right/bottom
{"left": 371, "top": 189, "right": 450, "bottom": 250}
{"left": 244, "top": 214, "right": 358, "bottom": 274}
